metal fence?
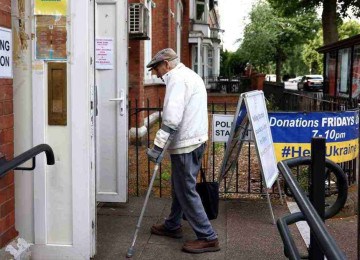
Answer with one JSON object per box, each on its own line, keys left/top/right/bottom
{"left": 203, "top": 75, "right": 251, "bottom": 94}
{"left": 128, "top": 100, "right": 265, "bottom": 198}
{"left": 280, "top": 90, "right": 358, "bottom": 188}
{"left": 128, "top": 91, "right": 358, "bottom": 198}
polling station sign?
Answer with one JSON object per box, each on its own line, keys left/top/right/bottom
{"left": 269, "top": 111, "right": 359, "bottom": 163}
{"left": 212, "top": 114, "right": 233, "bottom": 142}
{"left": 0, "top": 27, "right": 12, "bottom": 78}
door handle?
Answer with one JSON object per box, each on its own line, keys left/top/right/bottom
{"left": 109, "top": 90, "right": 125, "bottom": 116}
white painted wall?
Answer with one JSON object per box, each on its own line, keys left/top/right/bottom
{"left": 46, "top": 127, "right": 72, "bottom": 244}
{"left": 12, "top": 0, "right": 35, "bottom": 243}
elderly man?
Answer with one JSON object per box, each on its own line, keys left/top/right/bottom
{"left": 146, "top": 48, "right": 219, "bottom": 253}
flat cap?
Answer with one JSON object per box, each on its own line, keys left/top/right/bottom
{"left": 146, "top": 48, "right": 178, "bottom": 70}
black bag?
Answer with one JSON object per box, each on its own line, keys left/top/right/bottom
{"left": 183, "top": 168, "right": 219, "bottom": 220}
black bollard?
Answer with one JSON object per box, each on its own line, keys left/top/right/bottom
{"left": 309, "top": 137, "right": 326, "bottom": 260}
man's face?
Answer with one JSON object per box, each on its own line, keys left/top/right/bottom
{"left": 153, "top": 60, "right": 170, "bottom": 80}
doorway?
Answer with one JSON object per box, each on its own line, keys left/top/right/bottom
{"left": 94, "top": 0, "right": 128, "bottom": 203}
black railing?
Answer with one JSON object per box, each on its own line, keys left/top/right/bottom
{"left": 281, "top": 90, "right": 358, "bottom": 112}
{"left": 129, "top": 95, "right": 357, "bottom": 198}
{"left": 0, "top": 144, "right": 55, "bottom": 177}
{"left": 203, "top": 75, "right": 251, "bottom": 93}
{"left": 277, "top": 139, "right": 348, "bottom": 259}
{"left": 128, "top": 100, "right": 272, "bottom": 197}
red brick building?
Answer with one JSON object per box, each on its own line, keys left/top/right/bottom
{"left": 0, "top": 0, "right": 17, "bottom": 248}
{"left": 128, "top": 0, "right": 222, "bottom": 137}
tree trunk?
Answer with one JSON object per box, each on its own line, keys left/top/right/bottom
{"left": 322, "top": 0, "right": 339, "bottom": 45}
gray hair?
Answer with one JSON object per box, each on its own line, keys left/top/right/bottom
{"left": 168, "top": 57, "right": 180, "bottom": 69}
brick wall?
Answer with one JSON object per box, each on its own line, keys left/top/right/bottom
{"left": 129, "top": 0, "right": 191, "bottom": 128}
{"left": 208, "top": 94, "right": 240, "bottom": 104}
{"left": 0, "top": 0, "right": 17, "bottom": 248}
{"left": 181, "top": 0, "right": 191, "bottom": 67}
{"left": 144, "top": 85, "right": 166, "bottom": 107}
{"left": 129, "top": 36, "right": 145, "bottom": 128}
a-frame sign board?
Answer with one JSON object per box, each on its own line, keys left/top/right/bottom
{"left": 219, "top": 90, "right": 282, "bottom": 224}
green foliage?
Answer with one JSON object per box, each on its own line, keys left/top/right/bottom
{"left": 338, "top": 20, "right": 360, "bottom": 39}
{"left": 268, "top": 0, "right": 360, "bottom": 20}
{"left": 291, "top": 166, "right": 310, "bottom": 193}
{"left": 302, "top": 32, "right": 324, "bottom": 74}
{"left": 265, "top": 94, "right": 280, "bottom": 111}
{"left": 282, "top": 45, "right": 309, "bottom": 76}
{"left": 301, "top": 20, "right": 360, "bottom": 74}
{"left": 237, "top": 1, "right": 320, "bottom": 76}
{"left": 214, "top": 143, "right": 224, "bottom": 153}
{"left": 220, "top": 3, "right": 360, "bottom": 79}
{"left": 220, "top": 50, "right": 247, "bottom": 77}
{"left": 268, "top": 0, "right": 360, "bottom": 44}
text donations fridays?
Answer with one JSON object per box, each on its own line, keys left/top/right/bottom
{"left": 269, "top": 110, "right": 359, "bottom": 163}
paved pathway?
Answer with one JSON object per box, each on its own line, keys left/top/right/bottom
{"left": 95, "top": 197, "right": 308, "bottom": 259}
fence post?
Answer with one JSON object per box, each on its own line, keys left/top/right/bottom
{"left": 309, "top": 137, "right": 326, "bottom": 259}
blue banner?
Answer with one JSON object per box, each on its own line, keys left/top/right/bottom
{"left": 268, "top": 110, "right": 359, "bottom": 163}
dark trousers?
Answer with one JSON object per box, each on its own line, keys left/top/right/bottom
{"left": 164, "top": 143, "right": 217, "bottom": 240}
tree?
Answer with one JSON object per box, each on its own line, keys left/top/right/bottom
{"left": 268, "top": 0, "right": 360, "bottom": 45}
{"left": 338, "top": 20, "right": 360, "bottom": 39}
{"left": 302, "top": 20, "right": 360, "bottom": 74}
{"left": 220, "top": 50, "right": 247, "bottom": 77}
{"left": 237, "top": 1, "right": 320, "bottom": 81}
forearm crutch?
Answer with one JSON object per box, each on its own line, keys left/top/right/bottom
{"left": 126, "top": 132, "right": 176, "bottom": 258}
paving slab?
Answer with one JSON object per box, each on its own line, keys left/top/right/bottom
{"left": 95, "top": 196, "right": 356, "bottom": 260}
{"left": 326, "top": 216, "right": 357, "bottom": 260}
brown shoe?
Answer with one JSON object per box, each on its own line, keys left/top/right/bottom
{"left": 150, "top": 224, "right": 183, "bottom": 238}
{"left": 182, "top": 238, "right": 220, "bottom": 253}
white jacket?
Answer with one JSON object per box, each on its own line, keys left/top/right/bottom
{"left": 154, "top": 63, "right": 208, "bottom": 150}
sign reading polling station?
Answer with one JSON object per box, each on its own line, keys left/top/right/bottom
{"left": 269, "top": 110, "right": 359, "bottom": 163}
{"left": 212, "top": 114, "right": 233, "bottom": 142}
{"left": 0, "top": 27, "right": 12, "bottom": 78}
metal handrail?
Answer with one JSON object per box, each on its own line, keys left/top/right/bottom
{"left": 277, "top": 157, "right": 347, "bottom": 260}
{"left": 0, "top": 144, "right": 55, "bottom": 177}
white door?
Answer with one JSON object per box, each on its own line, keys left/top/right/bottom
{"left": 95, "top": 0, "right": 128, "bottom": 203}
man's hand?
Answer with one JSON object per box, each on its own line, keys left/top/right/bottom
{"left": 147, "top": 145, "right": 163, "bottom": 163}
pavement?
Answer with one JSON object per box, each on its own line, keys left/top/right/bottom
{"left": 94, "top": 197, "right": 358, "bottom": 260}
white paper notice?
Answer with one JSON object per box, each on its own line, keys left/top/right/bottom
{"left": 95, "top": 38, "right": 114, "bottom": 70}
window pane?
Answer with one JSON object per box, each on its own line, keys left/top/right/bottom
{"left": 325, "top": 51, "right": 336, "bottom": 95}
{"left": 196, "top": 3, "right": 205, "bottom": 21}
{"left": 208, "top": 48, "right": 213, "bottom": 76}
{"left": 337, "top": 48, "right": 351, "bottom": 95}
{"left": 352, "top": 45, "right": 360, "bottom": 98}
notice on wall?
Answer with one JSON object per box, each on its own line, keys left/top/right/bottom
{"left": 35, "top": 0, "right": 67, "bottom": 15}
{"left": 36, "top": 16, "right": 67, "bottom": 60}
{"left": 0, "top": 27, "right": 12, "bottom": 78}
{"left": 95, "top": 38, "right": 114, "bottom": 70}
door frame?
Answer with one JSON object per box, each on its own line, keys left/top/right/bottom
{"left": 31, "top": 0, "right": 95, "bottom": 258}
{"left": 95, "top": 0, "right": 129, "bottom": 203}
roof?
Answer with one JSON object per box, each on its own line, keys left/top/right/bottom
{"left": 317, "top": 34, "right": 360, "bottom": 53}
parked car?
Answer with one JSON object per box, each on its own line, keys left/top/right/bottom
{"left": 297, "top": 75, "right": 323, "bottom": 91}
{"left": 265, "top": 74, "right": 276, "bottom": 82}
{"left": 288, "top": 76, "right": 303, "bottom": 83}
